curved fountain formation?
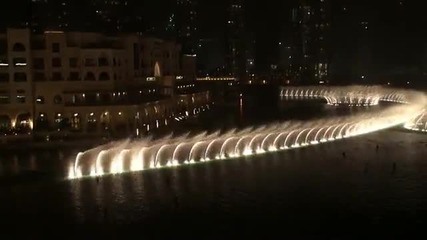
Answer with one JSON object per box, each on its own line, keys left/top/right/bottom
{"left": 281, "top": 86, "right": 410, "bottom": 106}
{"left": 68, "top": 86, "right": 427, "bottom": 180}
{"left": 404, "top": 111, "right": 427, "bottom": 132}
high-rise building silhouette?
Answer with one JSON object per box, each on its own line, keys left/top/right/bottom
{"left": 226, "top": 0, "right": 247, "bottom": 81}
{"left": 281, "top": 0, "right": 331, "bottom": 84}
{"left": 28, "top": 0, "right": 74, "bottom": 32}
{"left": 175, "top": 0, "right": 198, "bottom": 55}
{"left": 90, "top": 0, "right": 145, "bottom": 33}
{"left": 26, "top": 0, "right": 144, "bottom": 33}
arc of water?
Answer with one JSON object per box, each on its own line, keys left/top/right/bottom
{"left": 220, "top": 137, "right": 239, "bottom": 158}
{"left": 414, "top": 112, "right": 425, "bottom": 128}
{"left": 111, "top": 149, "right": 130, "bottom": 174}
{"left": 314, "top": 127, "right": 326, "bottom": 142}
{"left": 234, "top": 135, "right": 251, "bottom": 156}
{"left": 330, "top": 124, "right": 342, "bottom": 139}
{"left": 95, "top": 150, "right": 108, "bottom": 176}
{"left": 188, "top": 141, "right": 205, "bottom": 161}
{"left": 284, "top": 130, "right": 298, "bottom": 148}
{"left": 273, "top": 132, "right": 288, "bottom": 150}
{"left": 204, "top": 139, "right": 220, "bottom": 160}
{"left": 304, "top": 128, "right": 317, "bottom": 144}
{"left": 294, "top": 128, "right": 310, "bottom": 146}
{"left": 323, "top": 125, "right": 336, "bottom": 140}
{"left": 154, "top": 144, "right": 170, "bottom": 167}
{"left": 70, "top": 86, "right": 427, "bottom": 179}
{"left": 260, "top": 133, "right": 277, "bottom": 151}
{"left": 248, "top": 133, "right": 265, "bottom": 153}
{"left": 338, "top": 123, "right": 351, "bottom": 138}
{"left": 348, "top": 122, "right": 360, "bottom": 136}
{"left": 172, "top": 143, "right": 187, "bottom": 162}
{"left": 73, "top": 152, "right": 85, "bottom": 177}
{"left": 130, "top": 147, "right": 146, "bottom": 171}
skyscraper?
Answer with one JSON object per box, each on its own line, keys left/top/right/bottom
{"left": 28, "top": 0, "right": 74, "bottom": 32}
{"left": 283, "top": 0, "right": 331, "bottom": 84}
{"left": 175, "top": 0, "right": 198, "bottom": 55}
{"left": 26, "top": 0, "right": 144, "bottom": 33}
{"left": 226, "top": 0, "right": 247, "bottom": 81}
{"left": 313, "top": 0, "right": 331, "bottom": 83}
{"left": 92, "top": 0, "right": 144, "bottom": 33}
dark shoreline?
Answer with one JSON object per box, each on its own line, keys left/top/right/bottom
{"left": 0, "top": 138, "right": 108, "bottom": 152}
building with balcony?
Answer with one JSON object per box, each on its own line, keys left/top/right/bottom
{"left": 0, "top": 28, "right": 209, "bottom": 139}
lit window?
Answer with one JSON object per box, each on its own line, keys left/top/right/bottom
{"left": 36, "top": 96, "right": 45, "bottom": 104}
{"left": 16, "top": 90, "right": 26, "bottom": 103}
{"left": 13, "top": 58, "right": 27, "bottom": 66}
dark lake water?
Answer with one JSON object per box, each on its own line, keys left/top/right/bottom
{"left": 0, "top": 92, "right": 426, "bottom": 238}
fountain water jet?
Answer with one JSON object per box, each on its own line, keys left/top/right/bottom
{"left": 68, "top": 86, "right": 427, "bottom": 180}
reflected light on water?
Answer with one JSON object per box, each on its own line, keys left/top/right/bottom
{"left": 68, "top": 86, "right": 427, "bottom": 180}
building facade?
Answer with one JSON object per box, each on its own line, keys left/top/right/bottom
{"left": 280, "top": 0, "right": 331, "bottom": 85}
{"left": 225, "top": 0, "right": 247, "bottom": 82}
{"left": 0, "top": 28, "right": 208, "bottom": 138}
{"left": 176, "top": 0, "right": 198, "bottom": 55}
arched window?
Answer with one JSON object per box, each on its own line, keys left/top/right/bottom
{"left": 36, "top": 96, "right": 45, "bottom": 104}
{"left": 53, "top": 95, "right": 62, "bottom": 104}
{"left": 12, "top": 43, "right": 26, "bottom": 52}
{"left": 35, "top": 112, "right": 49, "bottom": 131}
{"left": 87, "top": 113, "right": 97, "bottom": 133}
{"left": 54, "top": 113, "right": 66, "bottom": 130}
{"left": 99, "top": 72, "right": 110, "bottom": 81}
{"left": 0, "top": 115, "right": 12, "bottom": 132}
{"left": 100, "top": 111, "right": 111, "bottom": 131}
{"left": 15, "top": 113, "right": 31, "bottom": 133}
{"left": 71, "top": 113, "right": 82, "bottom": 131}
{"left": 84, "top": 72, "right": 96, "bottom": 81}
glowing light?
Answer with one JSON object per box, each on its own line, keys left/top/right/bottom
{"left": 281, "top": 86, "right": 406, "bottom": 107}
{"left": 67, "top": 86, "right": 427, "bottom": 180}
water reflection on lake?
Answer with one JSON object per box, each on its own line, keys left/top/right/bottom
{"left": 0, "top": 150, "right": 70, "bottom": 177}
{"left": 0, "top": 99, "right": 394, "bottom": 180}
{"left": 1, "top": 127, "right": 427, "bottom": 238}
{"left": 2, "top": 93, "right": 426, "bottom": 237}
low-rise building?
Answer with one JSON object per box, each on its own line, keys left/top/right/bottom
{"left": 0, "top": 28, "right": 209, "bottom": 138}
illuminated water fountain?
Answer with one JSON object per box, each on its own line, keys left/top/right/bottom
{"left": 68, "top": 86, "right": 427, "bottom": 180}
{"left": 281, "top": 86, "right": 410, "bottom": 106}
{"left": 404, "top": 110, "right": 427, "bottom": 132}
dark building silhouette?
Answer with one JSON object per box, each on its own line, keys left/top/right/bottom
{"left": 280, "top": 0, "right": 331, "bottom": 85}
{"left": 196, "top": 38, "right": 226, "bottom": 76}
{"left": 25, "top": 0, "right": 144, "bottom": 33}
{"left": 91, "top": 0, "right": 144, "bottom": 33}
{"left": 175, "top": 0, "right": 198, "bottom": 55}
{"left": 28, "top": 0, "right": 74, "bottom": 32}
{"left": 225, "top": 0, "right": 247, "bottom": 81}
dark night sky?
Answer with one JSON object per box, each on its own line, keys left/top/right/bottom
{"left": 1, "top": 0, "right": 426, "bottom": 74}
{"left": 165, "top": 0, "right": 425, "bottom": 72}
